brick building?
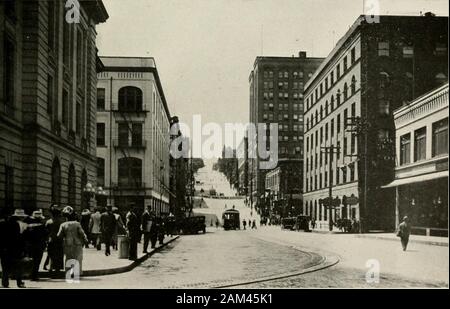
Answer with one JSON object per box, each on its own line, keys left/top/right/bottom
{"left": 303, "top": 14, "right": 448, "bottom": 231}
{"left": 248, "top": 52, "right": 323, "bottom": 217}
{"left": 0, "top": 0, "right": 108, "bottom": 213}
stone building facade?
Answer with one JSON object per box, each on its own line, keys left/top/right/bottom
{"left": 96, "top": 57, "right": 171, "bottom": 215}
{"left": 0, "top": 0, "right": 108, "bottom": 214}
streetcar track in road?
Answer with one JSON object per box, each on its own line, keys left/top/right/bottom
{"left": 158, "top": 233, "right": 339, "bottom": 289}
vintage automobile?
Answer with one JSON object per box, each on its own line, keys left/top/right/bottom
{"left": 294, "top": 215, "right": 312, "bottom": 232}
{"left": 281, "top": 217, "right": 296, "bottom": 230}
{"left": 181, "top": 215, "right": 206, "bottom": 234}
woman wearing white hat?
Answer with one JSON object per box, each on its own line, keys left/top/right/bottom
{"left": 57, "top": 206, "right": 88, "bottom": 275}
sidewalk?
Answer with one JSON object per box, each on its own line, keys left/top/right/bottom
{"left": 38, "top": 235, "right": 179, "bottom": 277}
{"left": 310, "top": 228, "right": 448, "bottom": 247}
{"left": 253, "top": 226, "right": 449, "bottom": 285}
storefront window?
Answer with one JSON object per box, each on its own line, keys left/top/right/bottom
{"left": 432, "top": 118, "right": 448, "bottom": 157}
{"left": 400, "top": 133, "right": 411, "bottom": 165}
{"left": 414, "top": 127, "right": 426, "bottom": 162}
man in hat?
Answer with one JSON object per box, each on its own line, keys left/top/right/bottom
{"left": 126, "top": 206, "right": 141, "bottom": 260}
{"left": 89, "top": 207, "right": 102, "bottom": 250}
{"left": 100, "top": 205, "right": 117, "bottom": 256}
{"left": 24, "top": 209, "right": 47, "bottom": 281}
{"left": 397, "top": 216, "right": 411, "bottom": 251}
{"left": 1, "top": 209, "right": 27, "bottom": 288}
{"left": 141, "top": 206, "right": 152, "bottom": 253}
{"left": 45, "top": 205, "right": 65, "bottom": 275}
{"left": 80, "top": 209, "right": 91, "bottom": 248}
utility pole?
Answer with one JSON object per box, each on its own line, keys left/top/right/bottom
{"left": 321, "top": 145, "right": 340, "bottom": 231}
{"left": 345, "top": 116, "right": 370, "bottom": 233}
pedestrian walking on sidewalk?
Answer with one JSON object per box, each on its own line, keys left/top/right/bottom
{"left": 89, "top": 208, "right": 102, "bottom": 250}
{"left": 126, "top": 207, "right": 141, "bottom": 260}
{"left": 251, "top": 220, "right": 257, "bottom": 229}
{"left": 58, "top": 206, "right": 88, "bottom": 275}
{"left": 45, "top": 205, "right": 65, "bottom": 275}
{"left": 150, "top": 213, "right": 159, "bottom": 248}
{"left": 24, "top": 210, "right": 47, "bottom": 281}
{"left": 141, "top": 207, "right": 152, "bottom": 253}
{"left": 100, "top": 205, "right": 117, "bottom": 256}
{"left": 397, "top": 216, "right": 411, "bottom": 251}
{"left": 80, "top": 209, "right": 91, "bottom": 248}
{"left": 242, "top": 219, "right": 247, "bottom": 230}
{"left": 112, "top": 207, "right": 125, "bottom": 250}
{"left": 1, "top": 208, "right": 27, "bottom": 288}
{"left": 215, "top": 219, "right": 219, "bottom": 229}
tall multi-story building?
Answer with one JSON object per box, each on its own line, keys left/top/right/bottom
{"left": 237, "top": 136, "right": 248, "bottom": 195}
{"left": 248, "top": 52, "right": 323, "bottom": 217}
{"left": 96, "top": 57, "right": 171, "bottom": 215}
{"left": 169, "top": 115, "right": 188, "bottom": 220}
{"left": 303, "top": 14, "right": 448, "bottom": 231}
{"left": 0, "top": 0, "right": 108, "bottom": 213}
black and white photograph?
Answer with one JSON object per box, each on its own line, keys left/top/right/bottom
{"left": 0, "top": 0, "right": 448, "bottom": 294}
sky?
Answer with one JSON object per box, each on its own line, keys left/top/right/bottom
{"left": 96, "top": 0, "right": 448, "bottom": 151}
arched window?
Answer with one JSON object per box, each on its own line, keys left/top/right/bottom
{"left": 351, "top": 76, "right": 356, "bottom": 95}
{"left": 68, "top": 164, "right": 76, "bottom": 207}
{"left": 118, "top": 86, "right": 143, "bottom": 111}
{"left": 315, "top": 110, "right": 318, "bottom": 126}
{"left": 320, "top": 105, "right": 323, "bottom": 120}
{"left": 51, "top": 158, "right": 61, "bottom": 205}
{"left": 325, "top": 100, "right": 329, "bottom": 116}
{"left": 435, "top": 73, "right": 447, "bottom": 86}
{"left": 343, "top": 83, "right": 348, "bottom": 100}
{"left": 336, "top": 90, "right": 341, "bottom": 105}
{"left": 330, "top": 95, "right": 334, "bottom": 111}
{"left": 118, "top": 157, "right": 142, "bottom": 187}
{"left": 81, "top": 169, "right": 88, "bottom": 209}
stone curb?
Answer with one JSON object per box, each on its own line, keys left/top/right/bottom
{"left": 354, "top": 234, "right": 448, "bottom": 247}
{"left": 36, "top": 235, "right": 180, "bottom": 278}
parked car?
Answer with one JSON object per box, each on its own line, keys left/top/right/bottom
{"left": 294, "top": 215, "right": 312, "bottom": 232}
{"left": 281, "top": 217, "right": 296, "bottom": 230}
{"left": 181, "top": 216, "right": 206, "bottom": 234}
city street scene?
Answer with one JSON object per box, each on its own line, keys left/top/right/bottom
{"left": 0, "top": 0, "right": 449, "bottom": 291}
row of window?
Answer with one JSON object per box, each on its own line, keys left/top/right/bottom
{"left": 376, "top": 41, "right": 447, "bottom": 58}
{"left": 263, "top": 92, "right": 304, "bottom": 100}
{"left": 97, "top": 157, "right": 143, "bottom": 188}
{"left": 262, "top": 113, "right": 303, "bottom": 122}
{"left": 306, "top": 48, "right": 357, "bottom": 109}
{"left": 264, "top": 81, "right": 304, "bottom": 90}
{"left": 306, "top": 103, "right": 356, "bottom": 153}
{"left": 97, "top": 86, "right": 144, "bottom": 112}
{"left": 304, "top": 200, "right": 357, "bottom": 221}
{"left": 97, "top": 122, "right": 144, "bottom": 147}
{"left": 263, "top": 102, "right": 303, "bottom": 111}
{"left": 306, "top": 76, "right": 357, "bottom": 130}
{"left": 399, "top": 118, "right": 448, "bottom": 165}
{"left": 50, "top": 158, "right": 87, "bottom": 207}
{"left": 305, "top": 163, "right": 357, "bottom": 193}
{"left": 263, "top": 70, "right": 312, "bottom": 80}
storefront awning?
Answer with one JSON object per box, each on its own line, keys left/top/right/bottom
{"left": 381, "top": 171, "right": 448, "bottom": 188}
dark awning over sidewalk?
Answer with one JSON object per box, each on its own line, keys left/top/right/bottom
{"left": 382, "top": 171, "right": 448, "bottom": 188}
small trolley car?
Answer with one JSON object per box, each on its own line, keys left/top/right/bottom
{"left": 222, "top": 208, "right": 240, "bottom": 230}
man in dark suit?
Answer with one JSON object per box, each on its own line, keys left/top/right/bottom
{"left": 100, "top": 205, "right": 117, "bottom": 256}
{"left": 126, "top": 206, "right": 141, "bottom": 260}
{"left": 397, "top": 216, "right": 411, "bottom": 251}
{"left": 1, "top": 208, "right": 27, "bottom": 288}
{"left": 141, "top": 207, "right": 152, "bottom": 253}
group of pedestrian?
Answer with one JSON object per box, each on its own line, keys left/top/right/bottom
{"left": 0, "top": 203, "right": 140, "bottom": 288}
{"left": 0, "top": 205, "right": 89, "bottom": 288}
{"left": 242, "top": 219, "right": 257, "bottom": 230}
{"left": 124, "top": 206, "right": 169, "bottom": 260}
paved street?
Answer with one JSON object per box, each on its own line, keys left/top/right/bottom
{"left": 24, "top": 223, "right": 447, "bottom": 289}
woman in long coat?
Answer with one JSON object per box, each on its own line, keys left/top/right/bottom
{"left": 58, "top": 207, "right": 88, "bottom": 275}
